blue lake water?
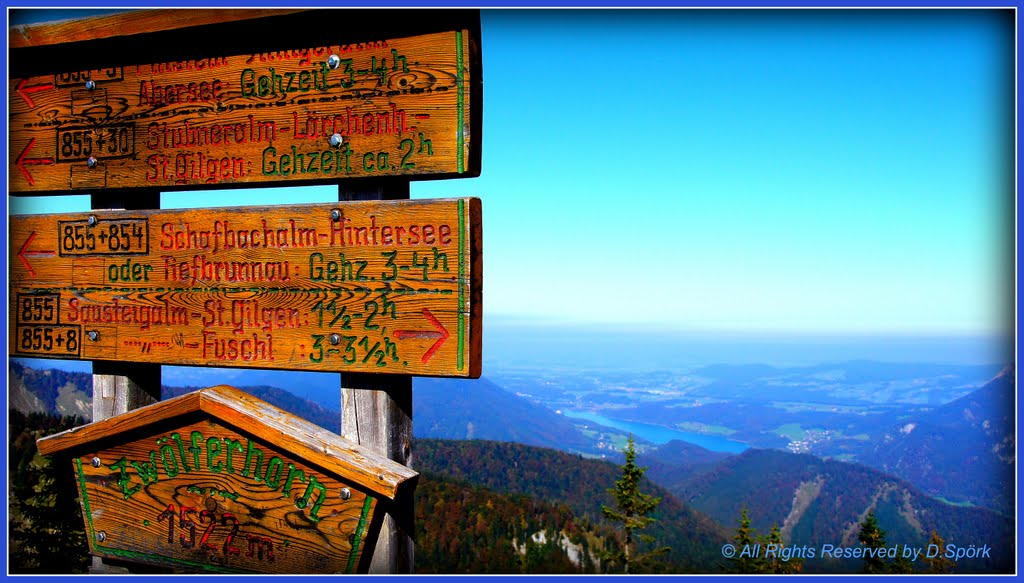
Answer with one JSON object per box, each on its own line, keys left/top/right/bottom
{"left": 563, "top": 410, "right": 748, "bottom": 454}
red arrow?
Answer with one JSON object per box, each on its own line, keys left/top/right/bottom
{"left": 395, "top": 308, "right": 450, "bottom": 364}
{"left": 16, "top": 138, "right": 54, "bottom": 186}
{"left": 17, "top": 231, "right": 55, "bottom": 277}
{"left": 16, "top": 78, "right": 54, "bottom": 109}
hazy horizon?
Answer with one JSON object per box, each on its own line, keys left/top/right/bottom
{"left": 11, "top": 322, "right": 1011, "bottom": 394}
{"left": 6, "top": 9, "right": 1014, "bottom": 340}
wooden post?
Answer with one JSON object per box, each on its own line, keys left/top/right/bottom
{"left": 90, "top": 188, "right": 162, "bottom": 420}
{"left": 10, "top": 9, "right": 480, "bottom": 575}
{"left": 89, "top": 188, "right": 161, "bottom": 574}
{"left": 339, "top": 179, "right": 415, "bottom": 574}
{"left": 91, "top": 360, "right": 161, "bottom": 420}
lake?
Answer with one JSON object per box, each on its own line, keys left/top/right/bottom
{"left": 563, "top": 410, "right": 749, "bottom": 454}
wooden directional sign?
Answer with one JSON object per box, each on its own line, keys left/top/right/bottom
{"left": 9, "top": 12, "right": 479, "bottom": 194}
{"left": 36, "top": 385, "right": 419, "bottom": 574}
{"left": 10, "top": 198, "right": 482, "bottom": 377}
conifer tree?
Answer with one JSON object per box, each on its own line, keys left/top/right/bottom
{"left": 730, "top": 511, "right": 802, "bottom": 574}
{"left": 9, "top": 415, "right": 89, "bottom": 573}
{"left": 766, "top": 524, "right": 802, "bottom": 574}
{"left": 857, "top": 512, "right": 887, "bottom": 574}
{"left": 731, "top": 507, "right": 766, "bottom": 573}
{"left": 600, "top": 437, "right": 668, "bottom": 574}
{"left": 890, "top": 550, "right": 914, "bottom": 574}
{"left": 923, "top": 530, "right": 955, "bottom": 574}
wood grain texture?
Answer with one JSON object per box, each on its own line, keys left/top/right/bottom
{"left": 89, "top": 190, "right": 162, "bottom": 422}
{"left": 9, "top": 10, "right": 307, "bottom": 49}
{"left": 9, "top": 198, "right": 482, "bottom": 377}
{"left": 70, "top": 419, "right": 380, "bottom": 573}
{"left": 341, "top": 375, "right": 414, "bottom": 574}
{"left": 9, "top": 26, "right": 476, "bottom": 193}
{"left": 36, "top": 384, "right": 418, "bottom": 500}
{"left": 338, "top": 181, "right": 415, "bottom": 574}
{"left": 88, "top": 188, "right": 163, "bottom": 574}
{"left": 92, "top": 360, "right": 161, "bottom": 420}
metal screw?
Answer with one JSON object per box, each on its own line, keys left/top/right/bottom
{"left": 329, "top": 133, "right": 344, "bottom": 148}
{"left": 87, "top": 215, "right": 97, "bottom": 226}
{"left": 340, "top": 488, "right": 351, "bottom": 500}
{"left": 85, "top": 80, "right": 96, "bottom": 90}
{"left": 87, "top": 330, "right": 99, "bottom": 341}
{"left": 330, "top": 209, "right": 341, "bottom": 221}
{"left": 91, "top": 457, "right": 101, "bottom": 468}
{"left": 329, "top": 334, "right": 340, "bottom": 346}
{"left": 97, "top": 531, "right": 106, "bottom": 543}
{"left": 86, "top": 156, "right": 98, "bottom": 168}
{"left": 327, "top": 54, "right": 341, "bottom": 69}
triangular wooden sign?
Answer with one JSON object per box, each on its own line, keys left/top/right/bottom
{"left": 36, "top": 385, "right": 417, "bottom": 574}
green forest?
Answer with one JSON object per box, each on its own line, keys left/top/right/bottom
{"left": 8, "top": 411, "right": 664, "bottom": 574}
{"left": 9, "top": 410, "right": 91, "bottom": 573}
{"left": 8, "top": 361, "right": 1012, "bottom": 575}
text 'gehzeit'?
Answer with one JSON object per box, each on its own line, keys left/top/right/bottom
{"left": 241, "top": 49, "right": 409, "bottom": 99}
{"left": 136, "top": 49, "right": 409, "bottom": 108}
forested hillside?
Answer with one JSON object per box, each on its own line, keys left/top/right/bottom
{"left": 163, "top": 383, "right": 342, "bottom": 432}
{"left": 414, "top": 377, "right": 599, "bottom": 453}
{"left": 676, "top": 448, "right": 1014, "bottom": 573}
{"left": 9, "top": 361, "right": 92, "bottom": 420}
{"left": 9, "top": 410, "right": 91, "bottom": 574}
{"left": 10, "top": 362, "right": 1013, "bottom": 574}
{"left": 868, "top": 369, "right": 1015, "bottom": 513}
{"left": 415, "top": 474, "right": 612, "bottom": 573}
{"left": 414, "top": 438, "right": 730, "bottom": 572}
{"left": 8, "top": 410, "right": 615, "bottom": 574}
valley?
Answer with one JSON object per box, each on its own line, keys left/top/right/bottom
{"left": 489, "top": 360, "right": 1002, "bottom": 452}
{"left": 8, "top": 342, "right": 1015, "bottom": 573}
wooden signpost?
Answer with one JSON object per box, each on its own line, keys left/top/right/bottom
{"left": 13, "top": 8, "right": 484, "bottom": 574}
{"left": 10, "top": 18, "right": 478, "bottom": 193}
{"left": 10, "top": 198, "right": 482, "bottom": 377}
{"left": 36, "top": 385, "right": 418, "bottom": 574}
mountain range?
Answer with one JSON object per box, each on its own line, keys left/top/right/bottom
{"left": 414, "top": 377, "right": 599, "bottom": 453}
{"left": 7, "top": 360, "right": 1015, "bottom": 573}
{"left": 672, "top": 448, "right": 1013, "bottom": 573}
{"left": 866, "top": 368, "right": 1015, "bottom": 513}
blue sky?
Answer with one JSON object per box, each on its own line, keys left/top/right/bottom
{"left": 8, "top": 9, "right": 1015, "bottom": 339}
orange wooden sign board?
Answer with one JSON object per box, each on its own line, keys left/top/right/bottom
{"left": 36, "top": 385, "right": 418, "bottom": 574}
{"left": 10, "top": 198, "right": 482, "bottom": 377}
{"left": 10, "top": 26, "right": 477, "bottom": 194}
